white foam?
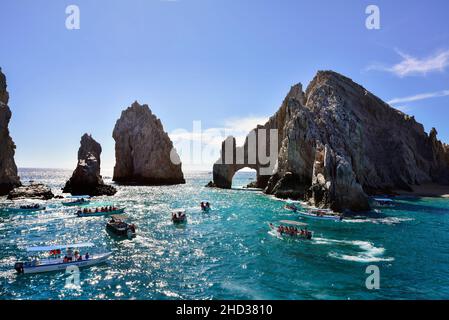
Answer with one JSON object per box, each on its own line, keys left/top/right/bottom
{"left": 343, "top": 216, "right": 413, "bottom": 225}
{"left": 313, "top": 237, "right": 394, "bottom": 263}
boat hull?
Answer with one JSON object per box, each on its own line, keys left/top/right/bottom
{"left": 8, "top": 207, "right": 46, "bottom": 213}
{"left": 17, "top": 253, "right": 112, "bottom": 274}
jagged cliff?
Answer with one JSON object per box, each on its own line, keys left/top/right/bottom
{"left": 212, "top": 71, "right": 449, "bottom": 212}
{"left": 63, "top": 133, "right": 117, "bottom": 196}
{"left": 0, "top": 68, "right": 21, "bottom": 195}
{"left": 113, "top": 101, "right": 185, "bottom": 185}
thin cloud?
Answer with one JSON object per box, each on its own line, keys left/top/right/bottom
{"left": 388, "top": 90, "right": 449, "bottom": 105}
{"left": 368, "top": 49, "right": 449, "bottom": 77}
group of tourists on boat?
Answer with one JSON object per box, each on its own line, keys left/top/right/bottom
{"left": 62, "top": 248, "right": 90, "bottom": 263}
{"left": 77, "top": 206, "right": 118, "bottom": 215}
{"left": 270, "top": 223, "right": 312, "bottom": 239}
{"left": 20, "top": 204, "right": 42, "bottom": 210}
{"left": 200, "top": 202, "right": 211, "bottom": 211}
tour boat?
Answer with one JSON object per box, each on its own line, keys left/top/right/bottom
{"left": 62, "top": 195, "right": 91, "bottom": 207}
{"left": 200, "top": 201, "right": 211, "bottom": 212}
{"left": 269, "top": 220, "right": 313, "bottom": 240}
{"left": 76, "top": 207, "right": 125, "bottom": 217}
{"left": 106, "top": 215, "right": 136, "bottom": 239}
{"left": 373, "top": 198, "right": 395, "bottom": 207}
{"left": 8, "top": 204, "right": 46, "bottom": 213}
{"left": 172, "top": 209, "right": 187, "bottom": 223}
{"left": 14, "top": 242, "right": 112, "bottom": 274}
{"left": 297, "top": 209, "right": 343, "bottom": 221}
{"left": 284, "top": 204, "right": 299, "bottom": 212}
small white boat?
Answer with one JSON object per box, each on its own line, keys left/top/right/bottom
{"left": 373, "top": 198, "right": 395, "bottom": 207}
{"left": 14, "top": 243, "right": 111, "bottom": 274}
{"left": 106, "top": 215, "right": 136, "bottom": 239}
{"left": 62, "top": 196, "right": 91, "bottom": 207}
{"left": 297, "top": 210, "right": 343, "bottom": 221}
{"left": 200, "top": 201, "right": 211, "bottom": 212}
{"left": 76, "top": 208, "right": 125, "bottom": 217}
{"left": 284, "top": 204, "right": 299, "bottom": 212}
{"left": 172, "top": 209, "right": 187, "bottom": 223}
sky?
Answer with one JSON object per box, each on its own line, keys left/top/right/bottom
{"left": 1, "top": 0, "right": 449, "bottom": 173}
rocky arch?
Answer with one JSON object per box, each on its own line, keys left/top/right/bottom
{"left": 212, "top": 133, "right": 273, "bottom": 189}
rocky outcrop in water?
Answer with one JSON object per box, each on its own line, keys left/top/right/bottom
{"left": 8, "top": 183, "right": 54, "bottom": 200}
{"left": 63, "top": 134, "right": 117, "bottom": 196}
{"left": 212, "top": 71, "right": 449, "bottom": 212}
{"left": 0, "top": 68, "right": 21, "bottom": 195}
{"left": 113, "top": 101, "right": 185, "bottom": 185}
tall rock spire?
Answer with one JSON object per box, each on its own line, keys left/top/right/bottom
{"left": 0, "top": 68, "right": 21, "bottom": 195}
{"left": 113, "top": 101, "right": 185, "bottom": 185}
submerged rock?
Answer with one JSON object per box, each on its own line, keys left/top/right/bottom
{"left": 8, "top": 183, "right": 54, "bottom": 200}
{"left": 212, "top": 71, "right": 449, "bottom": 212}
{"left": 0, "top": 68, "right": 21, "bottom": 195}
{"left": 63, "top": 134, "right": 117, "bottom": 196}
{"left": 112, "top": 101, "right": 185, "bottom": 185}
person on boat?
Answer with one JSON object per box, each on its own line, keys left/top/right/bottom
{"left": 63, "top": 256, "right": 69, "bottom": 263}
{"left": 85, "top": 252, "right": 89, "bottom": 260}
{"left": 66, "top": 247, "right": 74, "bottom": 261}
{"left": 77, "top": 255, "right": 83, "bottom": 261}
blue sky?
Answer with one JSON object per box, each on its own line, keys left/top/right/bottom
{"left": 1, "top": 0, "right": 449, "bottom": 173}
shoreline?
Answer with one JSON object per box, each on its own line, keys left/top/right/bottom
{"left": 393, "top": 183, "right": 449, "bottom": 199}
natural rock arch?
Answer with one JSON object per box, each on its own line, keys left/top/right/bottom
{"left": 212, "top": 133, "right": 274, "bottom": 189}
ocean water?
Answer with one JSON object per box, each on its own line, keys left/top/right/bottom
{"left": 1, "top": 168, "right": 449, "bottom": 300}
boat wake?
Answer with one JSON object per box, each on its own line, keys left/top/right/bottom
{"left": 343, "top": 216, "right": 413, "bottom": 225}
{"left": 313, "top": 237, "right": 394, "bottom": 263}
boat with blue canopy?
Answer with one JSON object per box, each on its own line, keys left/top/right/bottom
{"left": 7, "top": 203, "right": 46, "bottom": 213}
{"left": 14, "top": 242, "right": 111, "bottom": 274}
{"left": 76, "top": 206, "right": 125, "bottom": 217}
{"left": 373, "top": 198, "right": 395, "bottom": 207}
{"left": 62, "top": 195, "right": 91, "bottom": 206}
{"left": 297, "top": 209, "right": 343, "bottom": 221}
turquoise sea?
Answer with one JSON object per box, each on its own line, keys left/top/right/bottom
{"left": 1, "top": 168, "right": 449, "bottom": 300}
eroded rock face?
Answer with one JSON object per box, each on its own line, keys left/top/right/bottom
{"left": 63, "top": 134, "right": 117, "bottom": 196}
{"left": 8, "top": 183, "right": 54, "bottom": 200}
{"left": 212, "top": 71, "right": 449, "bottom": 212}
{"left": 113, "top": 101, "right": 185, "bottom": 185}
{"left": 0, "top": 68, "right": 21, "bottom": 195}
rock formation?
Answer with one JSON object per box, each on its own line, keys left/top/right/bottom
{"left": 113, "top": 101, "right": 185, "bottom": 185}
{"left": 0, "top": 68, "right": 21, "bottom": 195}
{"left": 212, "top": 71, "right": 449, "bottom": 212}
{"left": 8, "top": 183, "right": 54, "bottom": 200}
{"left": 63, "top": 133, "right": 117, "bottom": 196}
